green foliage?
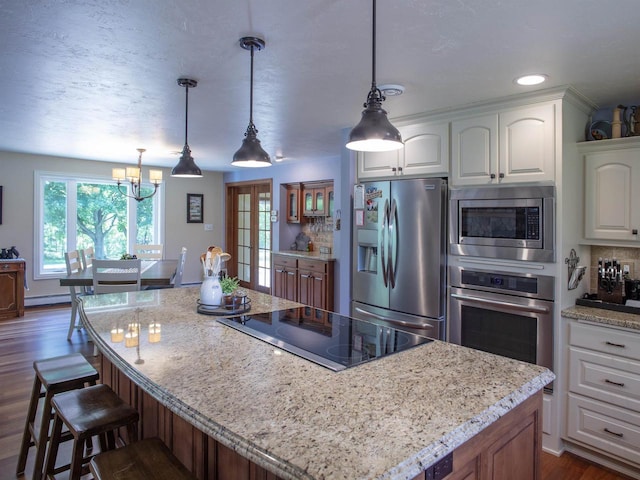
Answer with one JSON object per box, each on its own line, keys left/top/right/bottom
{"left": 220, "top": 275, "right": 240, "bottom": 295}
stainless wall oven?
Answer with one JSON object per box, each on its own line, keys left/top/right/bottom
{"left": 449, "top": 185, "right": 555, "bottom": 262}
{"left": 449, "top": 266, "right": 555, "bottom": 372}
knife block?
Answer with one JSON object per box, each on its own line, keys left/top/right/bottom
{"left": 597, "top": 281, "right": 624, "bottom": 304}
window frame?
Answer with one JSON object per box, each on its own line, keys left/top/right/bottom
{"left": 34, "top": 170, "right": 163, "bottom": 279}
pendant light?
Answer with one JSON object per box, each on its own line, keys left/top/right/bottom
{"left": 171, "top": 78, "right": 203, "bottom": 177}
{"left": 232, "top": 36, "right": 271, "bottom": 167}
{"left": 346, "top": 0, "right": 403, "bottom": 152}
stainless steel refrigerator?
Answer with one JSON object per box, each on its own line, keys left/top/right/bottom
{"left": 351, "top": 178, "right": 447, "bottom": 339}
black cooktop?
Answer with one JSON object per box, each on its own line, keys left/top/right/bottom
{"left": 217, "top": 307, "right": 432, "bottom": 371}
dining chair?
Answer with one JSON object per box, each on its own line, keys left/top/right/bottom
{"left": 145, "top": 247, "right": 187, "bottom": 290}
{"left": 65, "top": 250, "right": 84, "bottom": 340}
{"left": 79, "top": 246, "right": 95, "bottom": 294}
{"left": 134, "top": 244, "right": 163, "bottom": 260}
{"left": 92, "top": 259, "right": 142, "bottom": 294}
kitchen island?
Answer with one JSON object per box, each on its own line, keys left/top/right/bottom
{"left": 79, "top": 287, "right": 554, "bottom": 480}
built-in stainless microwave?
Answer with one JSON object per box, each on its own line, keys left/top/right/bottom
{"left": 449, "top": 185, "right": 555, "bottom": 262}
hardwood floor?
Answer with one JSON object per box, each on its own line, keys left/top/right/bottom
{"left": 0, "top": 306, "right": 634, "bottom": 480}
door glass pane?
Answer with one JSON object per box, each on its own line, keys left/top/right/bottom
{"left": 237, "top": 193, "right": 251, "bottom": 282}
{"left": 257, "top": 190, "right": 271, "bottom": 288}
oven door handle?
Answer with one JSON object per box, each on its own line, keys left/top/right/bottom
{"left": 450, "top": 293, "right": 551, "bottom": 314}
{"left": 354, "top": 307, "right": 434, "bottom": 330}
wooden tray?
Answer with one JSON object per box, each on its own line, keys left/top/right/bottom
{"left": 197, "top": 298, "right": 251, "bottom": 316}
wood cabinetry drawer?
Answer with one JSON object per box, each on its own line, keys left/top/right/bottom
{"left": 567, "top": 393, "right": 640, "bottom": 465}
{"left": 569, "top": 346, "right": 640, "bottom": 411}
{"left": 570, "top": 321, "right": 640, "bottom": 361}
{"left": 298, "top": 259, "right": 326, "bottom": 273}
{"left": 273, "top": 256, "right": 297, "bottom": 269}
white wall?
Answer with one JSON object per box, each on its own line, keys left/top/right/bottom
{"left": 0, "top": 151, "right": 224, "bottom": 302}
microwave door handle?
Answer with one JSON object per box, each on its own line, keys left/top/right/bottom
{"left": 380, "top": 199, "right": 389, "bottom": 287}
{"left": 388, "top": 198, "right": 398, "bottom": 288}
{"left": 450, "top": 293, "right": 551, "bottom": 314}
{"left": 354, "top": 307, "right": 435, "bottom": 330}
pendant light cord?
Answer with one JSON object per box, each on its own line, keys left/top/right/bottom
{"left": 371, "top": 0, "right": 376, "bottom": 89}
{"left": 249, "top": 44, "right": 255, "bottom": 125}
{"left": 184, "top": 85, "right": 190, "bottom": 145}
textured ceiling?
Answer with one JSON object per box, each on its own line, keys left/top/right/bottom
{"left": 1, "top": 0, "right": 639, "bottom": 171}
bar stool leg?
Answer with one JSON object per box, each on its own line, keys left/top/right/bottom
{"left": 32, "top": 390, "right": 55, "bottom": 480}
{"left": 16, "top": 376, "right": 42, "bottom": 475}
{"left": 68, "top": 434, "right": 86, "bottom": 480}
{"left": 43, "top": 413, "right": 64, "bottom": 480}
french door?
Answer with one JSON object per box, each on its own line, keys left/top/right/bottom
{"left": 225, "top": 180, "right": 272, "bottom": 293}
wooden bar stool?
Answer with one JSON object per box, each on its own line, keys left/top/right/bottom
{"left": 16, "top": 353, "right": 99, "bottom": 480}
{"left": 43, "top": 384, "right": 139, "bottom": 480}
{"left": 90, "top": 437, "right": 197, "bottom": 480}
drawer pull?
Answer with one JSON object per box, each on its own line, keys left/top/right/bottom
{"left": 603, "top": 428, "right": 624, "bottom": 438}
{"left": 604, "top": 341, "right": 626, "bottom": 348}
{"left": 604, "top": 379, "right": 625, "bottom": 388}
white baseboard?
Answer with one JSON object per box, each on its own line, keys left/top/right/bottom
{"left": 25, "top": 294, "right": 70, "bottom": 307}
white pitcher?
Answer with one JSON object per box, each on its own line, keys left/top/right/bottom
{"left": 200, "top": 276, "right": 222, "bottom": 306}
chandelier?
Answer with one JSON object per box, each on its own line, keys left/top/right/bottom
{"left": 112, "top": 148, "right": 162, "bottom": 202}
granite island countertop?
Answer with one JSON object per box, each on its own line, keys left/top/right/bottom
{"left": 79, "top": 287, "right": 554, "bottom": 480}
{"left": 561, "top": 304, "right": 640, "bottom": 331}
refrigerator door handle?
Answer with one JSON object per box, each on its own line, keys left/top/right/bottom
{"left": 354, "top": 307, "right": 434, "bottom": 330}
{"left": 388, "top": 198, "right": 398, "bottom": 288}
{"left": 380, "top": 198, "right": 390, "bottom": 287}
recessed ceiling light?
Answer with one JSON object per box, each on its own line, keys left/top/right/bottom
{"left": 378, "top": 84, "right": 405, "bottom": 96}
{"left": 515, "top": 74, "right": 548, "bottom": 86}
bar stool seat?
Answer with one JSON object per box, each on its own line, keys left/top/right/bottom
{"left": 44, "top": 384, "right": 139, "bottom": 480}
{"left": 16, "top": 353, "right": 99, "bottom": 480}
{"left": 90, "top": 437, "right": 197, "bottom": 480}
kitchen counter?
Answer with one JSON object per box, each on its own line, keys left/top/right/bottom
{"left": 274, "top": 250, "right": 337, "bottom": 261}
{"left": 79, "top": 287, "right": 554, "bottom": 480}
{"left": 561, "top": 305, "right": 640, "bottom": 330}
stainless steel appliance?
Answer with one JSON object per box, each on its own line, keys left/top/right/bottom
{"left": 351, "top": 178, "right": 447, "bottom": 339}
{"left": 217, "top": 309, "right": 432, "bottom": 371}
{"left": 449, "top": 185, "right": 555, "bottom": 262}
{"left": 449, "top": 266, "right": 554, "bottom": 371}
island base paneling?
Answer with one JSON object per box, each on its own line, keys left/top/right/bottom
{"left": 100, "top": 355, "right": 283, "bottom": 480}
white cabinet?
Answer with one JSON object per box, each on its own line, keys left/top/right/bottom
{"left": 451, "top": 103, "right": 556, "bottom": 186}
{"left": 582, "top": 137, "right": 640, "bottom": 242}
{"left": 356, "top": 121, "right": 449, "bottom": 180}
{"left": 566, "top": 321, "right": 640, "bottom": 467}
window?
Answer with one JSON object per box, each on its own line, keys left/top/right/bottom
{"left": 35, "top": 171, "right": 162, "bottom": 278}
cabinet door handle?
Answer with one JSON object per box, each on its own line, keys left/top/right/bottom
{"left": 490, "top": 173, "right": 496, "bottom": 179}
{"left": 604, "top": 379, "right": 625, "bottom": 388}
{"left": 633, "top": 229, "right": 638, "bottom": 235}
{"left": 1, "top": 264, "right": 10, "bottom": 270}
{"left": 604, "top": 428, "right": 624, "bottom": 438}
{"left": 605, "top": 341, "right": 626, "bottom": 348}
{"left": 397, "top": 167, "right": 403, "bottom": 173}
{"left": 499, "top": 172, "right": 505, "bottom": 179}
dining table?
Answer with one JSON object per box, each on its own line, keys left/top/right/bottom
{"left": 59, "top": 259, "right": 179, "bottom": 288}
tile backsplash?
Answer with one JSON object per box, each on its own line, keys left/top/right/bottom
{"left": 589, "top": 245, "right": 640, "bottom": 293}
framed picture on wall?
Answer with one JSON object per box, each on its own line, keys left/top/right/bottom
{"left": 187, "top": 193, "right": 203, "bottom": 223}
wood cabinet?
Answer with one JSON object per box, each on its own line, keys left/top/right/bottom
{"left": 411, "top": 390, "right": 542, "bottom": 480}
{"left": 272, "top": 255, "right": 297, "bottom": 301}
{"left": 0, "top": 260, "right": 25, "bottom": 320}
{"left": 357, "top": 120, "right": 449, "bottom": 180}
{"left": 451, "top": 102, "right": 556, "bottom": 185}
{"left": 272, "top": 254, "right": 334, "bottom": 313}
{"left": 285, "top": 183, "right": 301, "bottom": 223}
{"left": 325, "top": 185, "right": 335, "bottom": 223}
{"left": 566, "top": 321, "right": 640, "bottom": 468}
{"left": 302, "top": 183, "right": 327, "bottom": 216}
{"left": 581, "top": 137, "right": 640, "bottom": 242}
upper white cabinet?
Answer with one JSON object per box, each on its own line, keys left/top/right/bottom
{"left": 451, "top": 103, "right": 556, "bottom": 186}
{"left": 356, "top": 121, "right": 449, "bottom": 180}
{"left": 582, "top": 137, "right": 640, "bottom": 242}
